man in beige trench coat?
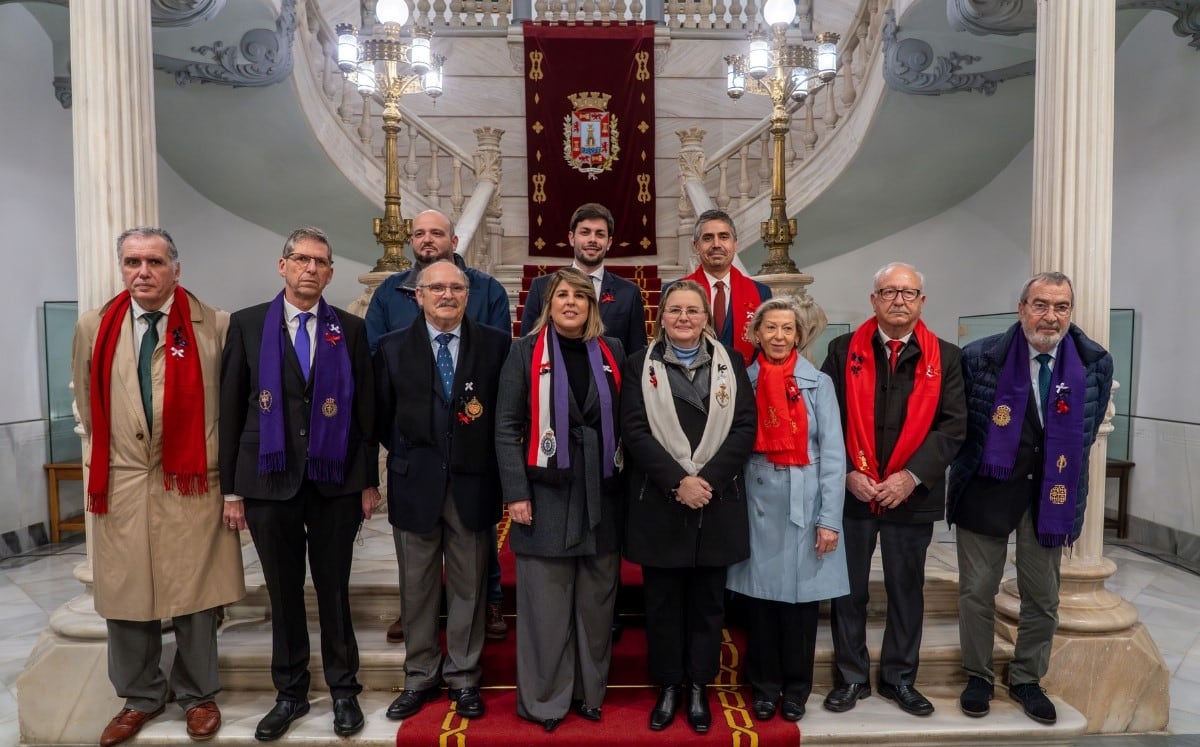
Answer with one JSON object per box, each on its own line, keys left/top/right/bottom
{"left": 72, "top": 227, "right": 245, "bottom": 746}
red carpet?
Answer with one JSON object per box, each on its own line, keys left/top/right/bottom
{"left": 394, "top": 685, "right": 802, "bottom": 746}
{"left": 397, "top": 516, "right": 803, "bottom": 745}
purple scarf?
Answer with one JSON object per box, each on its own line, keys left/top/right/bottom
{"left": 258, "top": 292, "right": 354, "bottom": 483}
{"left": 980, "top": 327, "right": 1086, "bottom": 547}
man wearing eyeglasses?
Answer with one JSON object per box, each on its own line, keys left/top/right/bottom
{"left": 374, "top": 259, "right": 511, "bottom": 721}
{"left": 364, "top": 208, "right": 512, "bottom": 643}
{"left": 820, "top": 262, "right": 966, "bottom": 718}
{"left": 947, "top": 272, "right": 1112, "bottom": 725}
{"left": 219, "top": 227, "right": 379, "bottom": 740}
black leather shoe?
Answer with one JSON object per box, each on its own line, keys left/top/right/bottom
{"left": 752, "top": 696, "right": 777, "bottom": 721}
{"left": 960, "top": 676, "right": 993, "bottom": 717}
{"left": 823, "top": 683, "right": 871, "bottom": 713}
{"left": 574, "top": 700, "right": 602, "bottom": 721}
{"left": 1009, "top": 682, "right": 1056, "bottom": 724}
{"left": 649, "top": 684, "right": 682, "bottom": 731}
{"left": 780, "top": 697, "right": 806, "bottom": 721}
{"left": 878, "top": 682, "right": 934, "bottom": 716}
{"left": 448, "top": 687, "right": 485, "bottom": 719}
{"left": 543, "top": 718, "right": 563, "bottom": 732}
{"left": 332, "top": 696, "right": 364, "bottom": 737}
{"left": 254, "top": 700, "right": 310, "bottom": 742}
{"left": 686, "top": 682, "right": 711, "bottom": 734}
{"left": 386, "top": 688, "right": 440, "bottom": 720}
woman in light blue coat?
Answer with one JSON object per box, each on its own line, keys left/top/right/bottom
{"left": 727, "top": 296, "right": 848, "bottom": 722}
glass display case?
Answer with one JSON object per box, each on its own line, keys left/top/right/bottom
{"left": 43, "top": 301, "right": 80, "bottom": 464}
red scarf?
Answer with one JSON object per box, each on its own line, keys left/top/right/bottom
{"left": 87, "top": 286, "right": 208, "bottom": 514}
{"left": 683, "top": 266, "right": 761, "bottom": 365}
{"left": 754, "top": 349, "right": 810, "bottom": 466}
{"left": 843, "top": 318, "right": 941, "bottom": 511}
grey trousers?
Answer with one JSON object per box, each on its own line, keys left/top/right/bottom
{"left": 514, "top": 552, "right": 619, "bottom": 721}
{"left": 106, "top": 608, "right": 221, "bottom": 713}
{"left": 957, "top": 506, "right": 1063, "bottom": 686}
{"left": 393, "top": 490, "right": 489, "bottom": 691}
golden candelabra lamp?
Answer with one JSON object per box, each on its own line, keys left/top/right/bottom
{"left": 336, "top": 0, "right": 446, "bottom": 273}
{"left": 724, "top": 0, "right": 838, "bottom": 275}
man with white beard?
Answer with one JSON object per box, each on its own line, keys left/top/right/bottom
{"left": 947, "top": 272, "right": 1113, "bottom": 726}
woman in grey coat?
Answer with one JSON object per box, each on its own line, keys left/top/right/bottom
{"left": 726, "top": 296, "right": 849, "bottom": 722}
{"left": 495, "top": 268, "right": 625, "bottom": 732}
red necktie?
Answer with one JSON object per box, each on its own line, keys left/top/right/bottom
{"left": 713, "top": 280, "right": 727, "bottom": 335}
{"left": 887, "top": 339, "right": 904, "bottom": 373}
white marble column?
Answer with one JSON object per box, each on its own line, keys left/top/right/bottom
{"left": 57, "top": 2, "right": 160, "bottom": 639}
{"left": 995, "top": 1, "right": 1168, "bottom": 731}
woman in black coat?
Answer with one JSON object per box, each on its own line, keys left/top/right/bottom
{"left": 495, "top": 268, "right": 626, "bottom": 732}
{"left": 620, "top": 280, "right": 756, "bottom": 734}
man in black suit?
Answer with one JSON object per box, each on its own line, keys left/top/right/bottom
{"left": 820, "top": 262, "right": 966, "bottom": 718}
{"left": 520, "top": 202, "right": 647, "bottom": 354}
{"left": 219, "top": 227, "right": 379, "bottom": 741}
{"left": 375, "top": 259, "right": 512, "bottom": 721}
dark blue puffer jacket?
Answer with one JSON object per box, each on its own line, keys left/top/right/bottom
{"left": 947, "top": 323, "right": 1113, "bottom": 542}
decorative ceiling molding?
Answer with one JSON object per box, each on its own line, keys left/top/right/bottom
{"left": 152, "top": 0, "right": 297, "bottom": 87}
{"left": 3, "top": 0, "right": 224, "bottom": 27}
{"left": 883, "top": 9, "right": 1033, "bottom": 95}
{"left": 949, "top": 0, "right": 1200, "bottom": 49}
{"left": 52, "top": 75, "right": 70, "bottom": 108}
{"left": 1121, "top": 1, "right": 1200, "bottom": 49}
{"left": 947, "top": 0, "right": 1035, "bottom": 36}
{"left": 151, "top": 0, "right": 227, "bottom": 28}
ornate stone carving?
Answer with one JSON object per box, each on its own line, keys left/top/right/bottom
{"left": 1122, "top": 0, "right": 1200, "bottom": 48}
{"left": 949, "top": 0, "right": 1200, "bottom": 49}
{"left": 52, "top": 75, "right": 71, "bottom": 109}
{"left": 150, "top": 0, "right": 226, "bottom": 27}
{"left": 882, "top": 9, "right": 1033, "bottom": 95}
{"left": 947, "top": 0, "right": 1036, "bottom": 36}
{"left": 153, "top": 0, "right": 297, "bottom": 87}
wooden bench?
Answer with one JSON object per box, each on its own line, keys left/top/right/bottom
{"left": 44, "top": 462, "right": 84, "bottom": 543}
{"left": 1105, "top": 458, "right": 1134, "bottom": 539}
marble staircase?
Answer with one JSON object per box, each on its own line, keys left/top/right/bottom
{"left": 88, "top": 516, "right": 1090, "bottom": 746}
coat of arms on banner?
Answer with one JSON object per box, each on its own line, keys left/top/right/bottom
{"left": 563, "top": 91, "right": 620, "bottom": 179}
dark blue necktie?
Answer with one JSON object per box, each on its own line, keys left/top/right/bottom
{"left": 295, "top": 311, "right": 312, "bottom": 381}
{"left": 435, "top": 332, "right": 455, "bottom": 399}
{"left": 1036, "top": 353, "right": 1052, "bottom": 417}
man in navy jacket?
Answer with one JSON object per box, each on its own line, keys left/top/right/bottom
{"left": 948, "top": 272, "right": 1112, "bottom": 725}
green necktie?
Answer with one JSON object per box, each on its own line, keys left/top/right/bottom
{"left": 138, "top": 310, "right": 164, "bottom": 431}
{"left": 1035, "top": 352, "right": 1052, "bottom": 419}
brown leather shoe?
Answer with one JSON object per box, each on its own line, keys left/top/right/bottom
{"left": 386, "top": 614, "right": 404, "bottom": 642}
{"left": 485, "top": 602, "right": 508, "bottom": 640}
{"left": 99, "top": 706, "right": 165, "bottom": 747}
{"left": 186, "top": 701, "right": 221, "bottom": 741}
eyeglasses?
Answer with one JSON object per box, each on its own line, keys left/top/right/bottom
{"left": 663, "top": 306, "right": 707, "bottom": 318}
{"left": 419, "top": 283, "right": 468, "bottom": 295}
{"left": 1025, "top": 301, "right": 1072, "bottom": 316}
{"left": 285, "top": 253, "right": 332, "bottom": 270}
{"left": 875, "top": 287, "right": 921, "bottom": 302}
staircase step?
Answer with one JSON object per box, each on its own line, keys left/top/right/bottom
{"left": 120, "top": 686, "right": 1087, "bottom": 746}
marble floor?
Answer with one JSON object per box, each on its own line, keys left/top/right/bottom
{"left": 1, "top": 521, "right": 1198, "bottom": 746}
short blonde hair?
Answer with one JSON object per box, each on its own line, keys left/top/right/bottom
{"left": 529, "top": 268, "right": 605, "bottom": 341}
{"left": 747, "top": 295, "right": 828, "bottom": 358}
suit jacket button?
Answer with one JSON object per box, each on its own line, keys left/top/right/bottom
{"left": 135, "top": 432, "right": 145, "bottom": 440}
{"left": 1033, "top": 446, "right": 1041, "bottom": 453}
{"left": 299, "top": 428, "right": 307, "bottom": 437}
{"left": 303, "top": 396, "right": 311, "bottom": 404}
{"left": 1026, "top": 474, "right": 1034, "bottom": 480}
{"left": 442, "top": 463, "right": 448, "bottom": 471}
